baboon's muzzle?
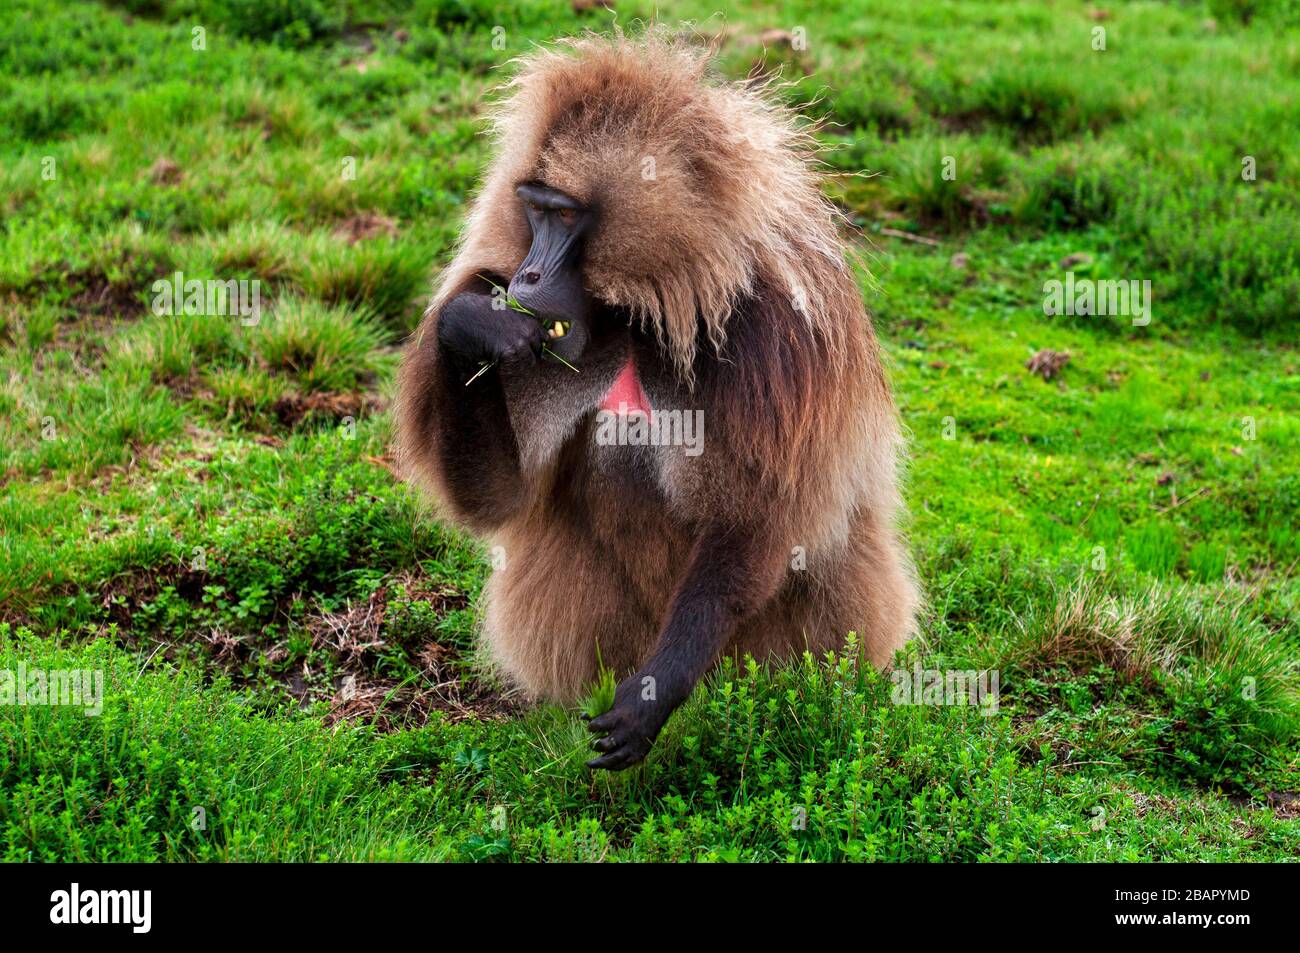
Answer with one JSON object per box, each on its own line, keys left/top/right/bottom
{"left": 508, "top": 183, "right": 596, "bottom": 363}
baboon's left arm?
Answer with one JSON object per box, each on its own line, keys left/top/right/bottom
{"left": 586, "top": 285, "right": 835, "bottom": 770}
{"left": 586, "top": 523, "right": 787, "bottom": 770}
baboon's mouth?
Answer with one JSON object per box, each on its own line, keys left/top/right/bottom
{"left": 538, "top": 312, "right": 589, "bottom": 364}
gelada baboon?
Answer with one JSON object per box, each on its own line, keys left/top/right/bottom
{"left": 397, "top": 32, "right": 919, "bottom": 769}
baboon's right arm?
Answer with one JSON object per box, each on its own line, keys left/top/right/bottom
{"left": 398, "top": 289, "right": 542, "bottom": 532}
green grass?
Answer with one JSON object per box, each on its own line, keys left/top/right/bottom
{"left": 1, "top": 0, "right": 1297, "bottom": 862}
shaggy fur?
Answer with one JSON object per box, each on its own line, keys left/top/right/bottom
{"left": 397, "top": 31, "right": 919, "bottom": 703}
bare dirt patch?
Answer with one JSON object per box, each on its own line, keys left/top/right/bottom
{"left": 272, "top": 390, "right": 386, "bottom": 428}
{"left": 1264, "top": 791, "right": 1300, "bottom": 819}
{"left": 288, "top": 574, "right": 518, "bottom": 727}
{"left": 333, "top": 212, "right": 399, "bottom": 244}
{"left": 147, "top": 157, "right": 184, "bottom": 185}
{"left": 69, "top": 271, "right": 146, "bottom": 319}
{"left": 1026, "top": 348, "right": 1071, "bottom": 381}
{"left": 81, "top": 563, "right": 515, "bottom": 729}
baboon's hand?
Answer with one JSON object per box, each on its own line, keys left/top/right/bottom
{"left": 437, "top": 293, "right": 543, "bottom": 367}
{"left": 585, "top": 676, "right": 671, "bottom": 771}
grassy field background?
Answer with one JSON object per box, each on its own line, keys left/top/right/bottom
{"left": 1, "top": 0, "right": 1297, "bottom": 861}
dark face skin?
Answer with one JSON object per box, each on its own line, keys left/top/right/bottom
{"left": 507, "top": 183, "right": 597, "bottom": 362}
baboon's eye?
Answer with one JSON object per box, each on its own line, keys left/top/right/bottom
{"left": 557, "top": 207, "right": 577, "bottom": 227}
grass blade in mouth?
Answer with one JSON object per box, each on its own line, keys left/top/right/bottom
{"left": 463, "top": 276, "right": 580, "bottom": 382}
{"left": 464, "top": 347, "right": 578, "bottom": 385}
{"left": 464, "top": 361, "right": 495, "bottom": 386}
{"left": 543, "top": 346, "right": 579, "bottom": 373}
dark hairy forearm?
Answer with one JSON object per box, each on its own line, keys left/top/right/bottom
{"left": 644, "top": 528, "right": 783, "bottom": 700}
{"left": 421, "top": 293, "right": 531, "bottom": 527}
{"left": 587, "top": 524, "right": 786, "bottom": 768}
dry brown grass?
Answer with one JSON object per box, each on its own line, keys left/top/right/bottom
{"left": 1001, "top": 576, "right": 1300, "bottom": 731}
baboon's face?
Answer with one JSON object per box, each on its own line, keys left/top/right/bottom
{"left": 507, "top": 182, "right": 597, "bottom": 361}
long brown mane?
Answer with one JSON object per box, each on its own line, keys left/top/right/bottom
{"left": 431, "top": 29, "right": 859, "bottom": 382}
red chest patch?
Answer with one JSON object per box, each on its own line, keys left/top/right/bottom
{"left": 600, "top": 357, "right": 652, "bottom": 415}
